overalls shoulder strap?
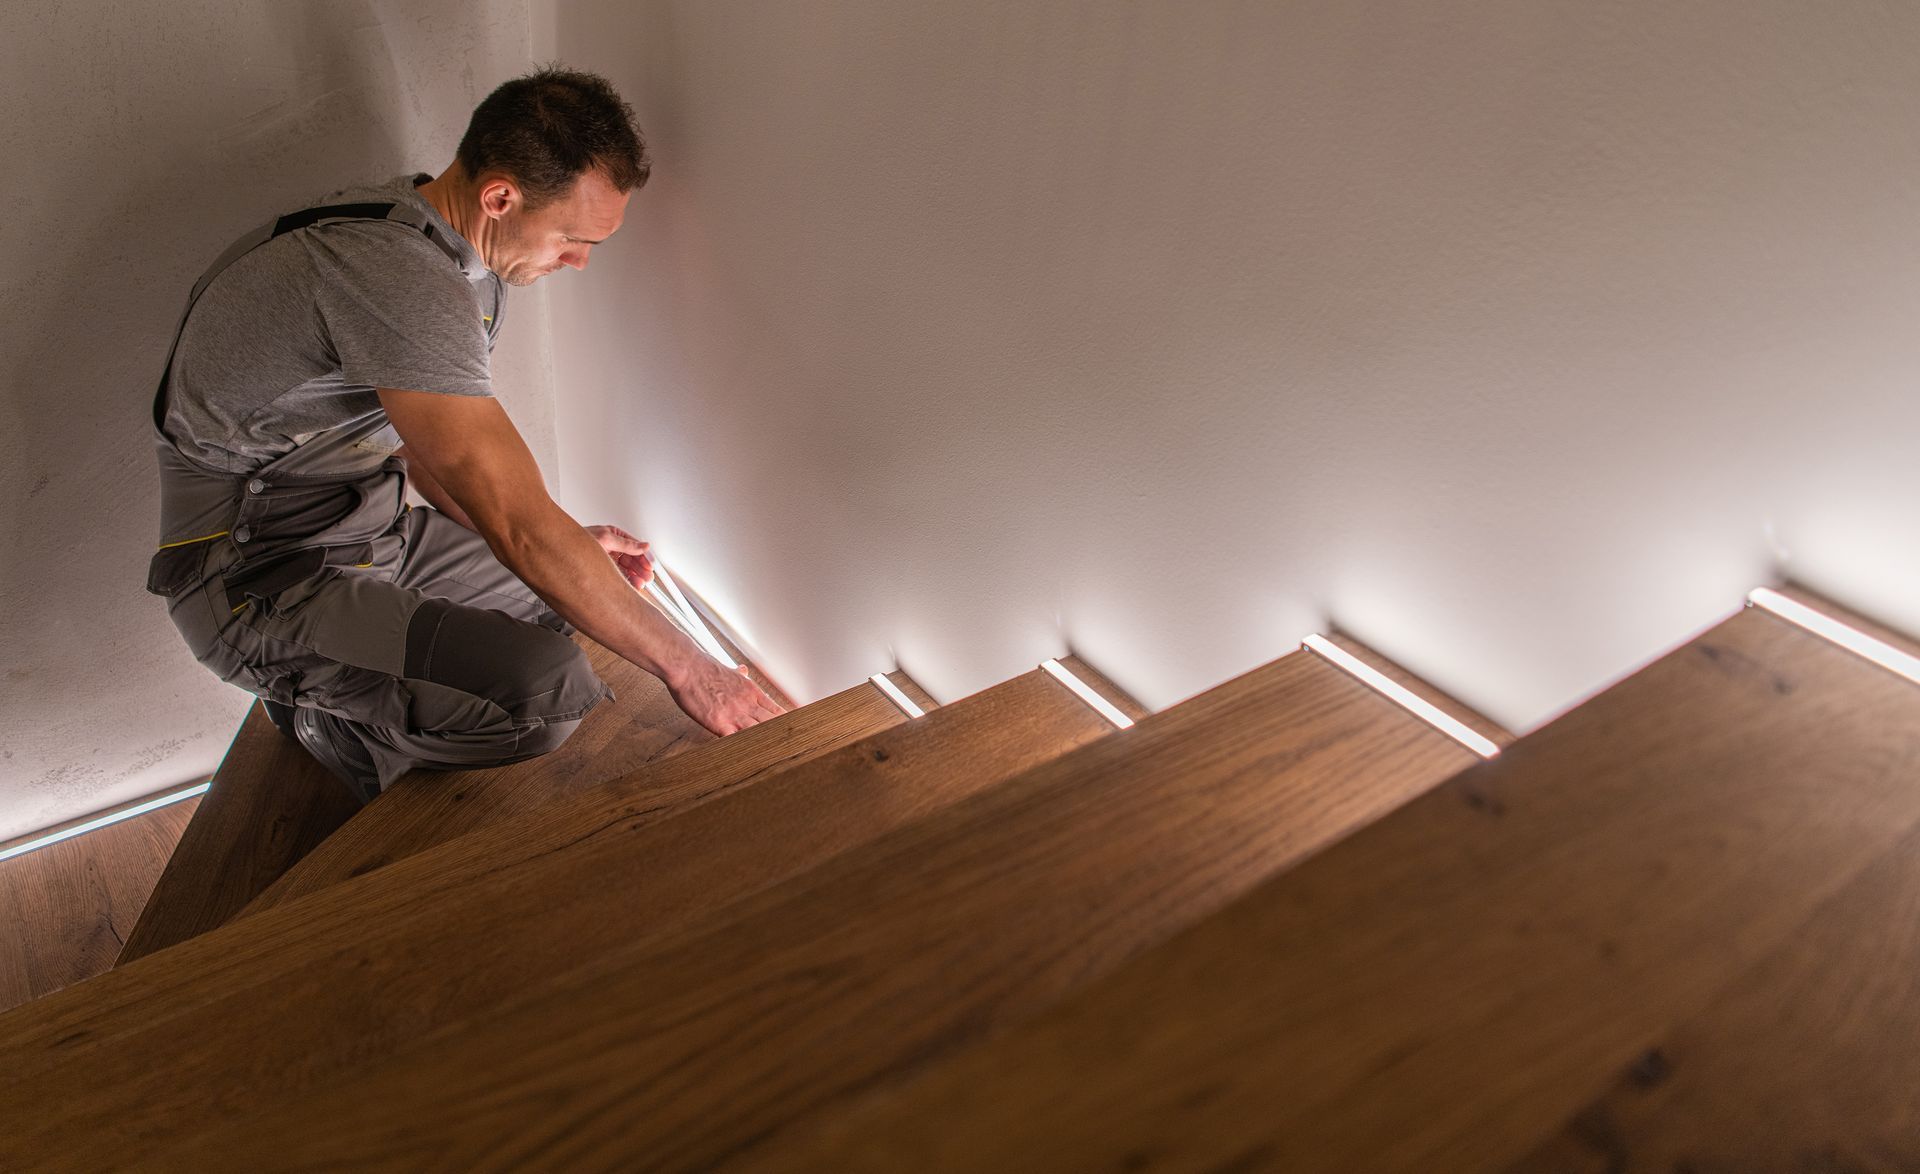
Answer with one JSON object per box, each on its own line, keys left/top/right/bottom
{"left": 150, "top": 197, "right": 465, "bottom": 435}
{"left": 144, "top": 196, "right": 467, "bottom": 599}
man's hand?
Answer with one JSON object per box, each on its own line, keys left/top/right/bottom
{"left": 376, "top": 388, "right": 783, "bottom": 737}
{"left": 581, "top": 524, "right": 784, "bottom": 734}
{"left": 668, "top": 656, "right": 786, "bottom": 737}
{"left": 586, "top": 525, "right": 655, "bottom": 589}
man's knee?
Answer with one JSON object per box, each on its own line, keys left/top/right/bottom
{"left": 404, "top": 597, "right": 608, "bottom": 728}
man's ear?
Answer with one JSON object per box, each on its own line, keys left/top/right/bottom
{"left": 477, "top": 177, "right": 520, "bottom": 220}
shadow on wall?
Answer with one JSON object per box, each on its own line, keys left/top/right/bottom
{"left": 0, "top": 0, "right": 436, "bottom": 840}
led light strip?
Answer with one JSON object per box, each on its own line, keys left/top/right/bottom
{"left": 0, "top": 781, "right": 212, "bottom": 865}
{"left": 1040, "top": 659, "right": 1135, "bottom": 729}
{"left": 646, "top": 564, "right": 739, "bottom": 670}
{"left": 1303, "top": 635, "right": 1500, "bottom": 758}
{"left": 869, "top": 673, "right": 926, "bottom": 718}
{"left": 1748, "top": 588, "right": 1920, "bottom": 685}
{"left": 642, "top": 580, "right": 700, "bottom": 640}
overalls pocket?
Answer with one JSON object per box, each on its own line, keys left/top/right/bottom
{"left": 145, "top": 542, "right": 214, "bottom": 598}
{"left": 224, "top": 547, "right": 330, "bottom": 617}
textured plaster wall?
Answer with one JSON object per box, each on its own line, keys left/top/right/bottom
{"left": 0, "top": 1, "right": 544, "bottom": 842}
{"left": 540, "top": 0, "right": 1920, "bottom": 722}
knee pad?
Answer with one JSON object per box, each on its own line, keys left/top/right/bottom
{"left": 405, "top": 597, "right": 609, "bottom": 727}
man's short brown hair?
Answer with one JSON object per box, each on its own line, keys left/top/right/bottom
{"left": 456, "top": 65, "right": 649, "bottom": 207}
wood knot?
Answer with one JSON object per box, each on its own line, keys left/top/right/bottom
{"left": 1628, "top": 1048, "right": 1673, "bottom": 1089}
{"left": 1462, "top": 787, "right": 1507, "bottom": 817}
{"left": 1696, "top": 642, "right": 1795, "bottom": 696}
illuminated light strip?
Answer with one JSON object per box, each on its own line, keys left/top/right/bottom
{"left": 1748, "top": 588, "right": 1920, "bottom": 686}
{"left": 645, "top": 566, "right": 739, "bottom": 670}
{"left": 1040, "top": 659, "right": 1135, "bottom": 730}
{"left": 869, "top": 674, "right": 926, "bottom": 718}
{"left": 642, "top": 581, "right": 702, "bottom": 641}
{"left": 0, "top": 781, "right": 212, "bottom": 865}
{"left": 1303, "top": 635, "right": 1500, "bottom": 759}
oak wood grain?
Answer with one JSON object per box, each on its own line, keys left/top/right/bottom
{"left": 0, "top": 797, "right": 198, "bottom": 1013}
{"left": 0, "top": 670, "right": 1105, "bottom": 1168}
{"left": 238, "top": 635, "right": 713, "bottom": 917}
{"left": 1503, "top": 816, "right": 1920, "bottom": 1173}
{"left": 755, "top": 609, "right": 1920, "bottom": 1173}
{"left": 0, "top": 679, "right": 902, "bottom": 1076}
{"left": 114, "top": 705, "right": 360, "bottom": 965}
{"left": 160, "top": 653, "right": 1472, "bottom": 1170}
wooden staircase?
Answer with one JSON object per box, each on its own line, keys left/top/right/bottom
{"left": 3, "top": 596, "right": 1916, "bottom": 1170}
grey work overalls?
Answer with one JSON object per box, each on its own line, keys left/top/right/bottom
{"left": 146, "top": 200, "right": 612, "bottom": 797}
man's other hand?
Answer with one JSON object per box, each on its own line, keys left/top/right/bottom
{"left": 670, "top": 657, "right": 787, "bottom": 737}
{"left": 586, "top": 524, "right": 655, "bottom": 589}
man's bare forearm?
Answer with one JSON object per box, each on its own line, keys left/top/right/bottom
{"left": 397, "top": 445, "right": 479, "bottom": 530}
{"left": 485, "top": 501, "right": 703, "bottom": 685}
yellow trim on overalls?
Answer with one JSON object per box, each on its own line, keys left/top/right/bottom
{"left": 157, "top": 529, "right": 231, "bottom": 550}
{"left": 231, "top": 600, "right": 250, "bottom": 615}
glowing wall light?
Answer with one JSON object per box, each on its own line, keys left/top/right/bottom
{"left": 869, "top": 673, "right": 926, "bottom": 718}
{"left": 0, "top": 781, "right": 211, "bottom": 865}
{"left": 645, "top": 563, "right": 739, "bottom": 669}
{"left": 1303, "top": 635, "right": 1500, "bottom": 759}
{"left": 1040, "top": 659, "right": 1135, "bottom": 730}
{"left": 1748, "top": 588, "right": 1920, "bottom": 686}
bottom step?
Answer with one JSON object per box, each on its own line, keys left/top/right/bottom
{"left": 115, "top": 703, "right": 359, "bottom": 966}
{"left": 0, "top": 665, "right": 1115, "bottom": 1167}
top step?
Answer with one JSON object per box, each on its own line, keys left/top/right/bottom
{"left": 753, "top": 604, "right": 1920, "bottom": 1172}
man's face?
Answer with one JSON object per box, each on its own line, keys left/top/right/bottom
{"left": 488, "top": 169, "right": 630, "bottom": 287}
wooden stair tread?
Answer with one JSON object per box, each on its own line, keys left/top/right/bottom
{"left": 749, "top": 607, "right": 1920, "bottom": 1172}
{"left": 238, "top": 635, "right": 714, "bottom": 918}
{"left": 0, "top": 667, "right": 1116, "bottom": 1167}
{"left": 1506, "top": 814, "right": 1920, "bottom": 1172}
{"left": 0, "top": 795, "right": 200, "bottom": 1013}
{"left": 113, "top": 704, "right": 361, "bottom": 966}
{"left": 0, "top": 676, "right": 903, "bottom": 1073}
{"left": 156, "top": 651, "right": 1475, "bottom": 1168}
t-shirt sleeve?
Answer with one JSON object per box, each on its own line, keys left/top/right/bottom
{"left": 306, "top": 221, "right": 493, "bottom": 397}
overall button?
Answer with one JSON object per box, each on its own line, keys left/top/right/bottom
{"left": 234, "top": 525, "right": 252, "bottom": 544}
{"left": 246, "top": 479, "right": 267, "bottom": 494}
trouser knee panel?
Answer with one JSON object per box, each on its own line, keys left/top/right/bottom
{"left": 404, "top": 597, "right": 608, "bottom": 726}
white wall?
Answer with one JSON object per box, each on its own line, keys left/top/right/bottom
{"left": 0, "top": 1, "right": 544, "bottom": 842}
{"left": 539, "top": 0, "right": 1920, "bottom": 723}
{"left": 13, "top": 1, "right": 1918, "bottom": 840}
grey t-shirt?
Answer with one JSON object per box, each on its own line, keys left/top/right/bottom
{"left": 163, "top": 173, "right": 505, "bottom": 477}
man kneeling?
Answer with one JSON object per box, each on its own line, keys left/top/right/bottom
{"left": 145, "top": 66, "right": 781, "bottom": 800}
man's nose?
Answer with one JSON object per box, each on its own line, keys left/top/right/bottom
{"left": 562, "top": 245, "right": 591, "bottom": 271}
